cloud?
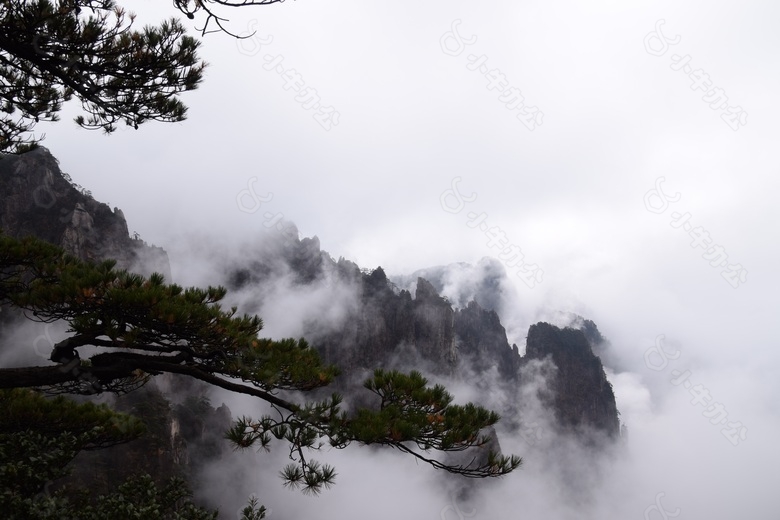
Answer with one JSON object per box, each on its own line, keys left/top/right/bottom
{"left": 169, "top": 229, "right": 775, "bottom": 519}
{"left": 10, "top": 0, "right": 776, "bottom": 516}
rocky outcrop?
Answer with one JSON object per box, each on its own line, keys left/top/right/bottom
{"left": 525, "top": 322, "right": 620, "bottom": 438}
{"left": 393, "top": 257, "right": 509, "bottom": 312}
{"left": 60, "top": 381, "right": 234, "bottom": 498}
{"left": 309, "top": 272, "right": 458, "bottom": 378}
{"left": 296, "top": 260, "right": 620, "bottom": 440}
{"left": 1, "top": 148, "right": 186, "bottom": 500}
{"left": 60, "top": 383, "right": 187, "bottom": 496}
{"left": 2, "top": 146, "right": 622, "bottom": 475}
{"left": 454, "top": 300, "right": 521, "bottom": 379}
{"left": 414, "top": 277, "right": 458, "bottom": 371}
{"left": 0, "top": 147, "right": 170, "bottom": 278}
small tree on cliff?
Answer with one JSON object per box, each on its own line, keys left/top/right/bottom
{"left": 0, "top": 233, "right": 522, "bottom": 493}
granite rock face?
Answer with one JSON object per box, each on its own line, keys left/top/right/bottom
{"left": 291, "top": 259, "right": 621, "bottom": 439}
{"left": 217, "top": 217, "right": 622, "bottom": 439}
{"left": 58, "top": 380, "right": 234, "bottom": 502}
{"left": 454, "top": 300, "right": 521, "bottom": 380}
{"left": 305, "top": 272, "right": 458, "bottom": 379}
{"left": 525, "top": 322, "right": 620, "bottom": 438}
{"left": 2, "top": 148, "right": 621, "bottom": 440}
{"left": 1, "top": 148, "right": 191, "bottom": 498}
{"left": 0, "top": 147, "right": 170, "bottom": 278}
{"left": 3, "top": 147, "right": 622, "bottom": 497}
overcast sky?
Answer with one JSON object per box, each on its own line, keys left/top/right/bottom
{"left": 29, "top": 0, "right": 778, "bottom": 517}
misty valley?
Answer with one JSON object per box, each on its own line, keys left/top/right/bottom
{"left": 2, "top": 147, "right": 628, "bottom": 518}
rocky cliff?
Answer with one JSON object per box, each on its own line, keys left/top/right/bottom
{"left": 0, "top": 147, "right": 170, "bottom": 278}
{"left": 300, "top": 265, "right": 620, "bottom": 439}
{"left": 216, "top": 222, "right": 621, "bottom": 439}
{"left": 217, "top": 228, "right": 619, "bottom": 440}
{"left": 306, "top": 271, "right": 460, "bottom": 378}
{"left": 0, "top": 148, "right": 194, "bottom": 499}
{"left": 525, "top": 322, "right": 620, "bottom": 438}
{"left": 3, "top": 147, "right": 622, "bottom": 501}
{"left": 59, "top": 379, "right": 233, "bottom": 502}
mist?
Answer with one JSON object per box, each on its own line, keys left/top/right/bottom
{"left": 151, "top": 229, "right": 772, "bottom": 520}
{"left": 6, "top": 0, "right": 777, "bottom": 517}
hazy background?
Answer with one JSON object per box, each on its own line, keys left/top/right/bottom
{"left": 27, "top": 0, "right": 778, "bottom": 517}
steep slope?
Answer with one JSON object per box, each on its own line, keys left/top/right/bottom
{"left": 454, "top": 299, "right": 522, "bottom": 380}
{"left": 0, "top": 149, "right": 216, "bottom": 502}
{"left": 0, "top": 147, "right": 169, "bottom": 278}
{"left": 2, "top": 147, "right": 622, "bottom": 501}
{"left": 525, "top": 322, "right": 620, "bottom": 438}
{"left": 275, "top": 254, "right": 622, "bottom": 439}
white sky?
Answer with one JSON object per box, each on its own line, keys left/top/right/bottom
{"left": 28, "top": 0, "right": 779, "bottom": 517}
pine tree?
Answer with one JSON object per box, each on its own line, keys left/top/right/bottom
{"left": 0, "top": 0, "right": 206, "bottom": 153}
{"left": 0, "top": 0, "right": 521, "bottom": 503}
{"left": 0, "top": 388, "right": 220, "bottom": 519}
{"left": 0, "top": 232, "right": 521, "bottom": 493}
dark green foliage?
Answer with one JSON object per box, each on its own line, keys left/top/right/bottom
{"left": 0, "top": 388, "right": 217, "bottom": 519}
{"left": 0, "top": 0, "right": 206, "bottom": 153}
{"left": 0, "top": 388, "right": 144, "bottom": 496}
{"left": 229, "top": 369, "right": 521, "bottom": 493}
{"left": 1, "top": 0, "right": 522, "bottom": 511}
{"left": 348, "top": 370, "right": 522, "bottom": 476}
{"left": 0, "top": 387, "right": 145, "bottom": 446}
{"left": 0, "top": 232, "right": 336, "bottom": 397}
{"left": 1, "top": 232, "right": 521, "bottom": 495}
{"left": 353, "top": 370, "right": 498, "bottom": 448}
{"left": 239, "top": 495, "right": 267, "bottom": 520}
{"left": 75, "top": 474, "right": 218, "bottom": 520}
